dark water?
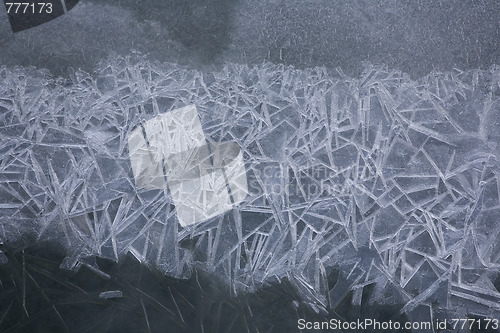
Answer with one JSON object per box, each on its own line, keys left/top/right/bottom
{"left": 0, "top": 243, "right": 411, "bottom": 333}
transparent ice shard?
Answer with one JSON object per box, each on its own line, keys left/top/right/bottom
{"left": 99, "top": 290, "right": 123, "bottom": 299}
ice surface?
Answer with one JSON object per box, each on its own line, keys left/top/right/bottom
{"left": 1, "top": 55, "right": 500, "bottom": 323}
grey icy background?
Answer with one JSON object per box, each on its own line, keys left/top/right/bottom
{"left": 0, "top": 1, "right": 499, "bottom": 333}
{"left": 0, "top": 0, "right": 499, "bottom": 77}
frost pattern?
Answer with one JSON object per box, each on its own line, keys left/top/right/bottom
{"left": 1, "top": 55, "right": 500, "bottom": 323}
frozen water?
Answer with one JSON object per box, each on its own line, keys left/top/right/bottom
{"left": 1, "top": 55, "right": 500, "bottom": 323}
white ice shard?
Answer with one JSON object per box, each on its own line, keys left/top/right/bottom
{"left": 128, "top": 105, "right": 248, "bottom": 226}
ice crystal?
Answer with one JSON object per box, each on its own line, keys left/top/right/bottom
{"left": 1, "top": 55, "right": 500, "bottom": 324}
